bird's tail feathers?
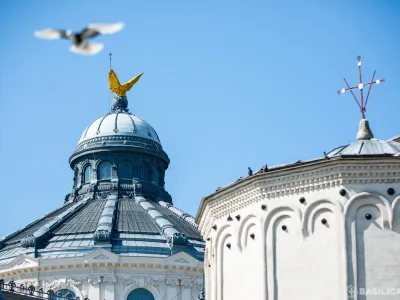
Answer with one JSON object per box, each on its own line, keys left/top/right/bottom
{"left": 69, "top": 42, "right": 104, "bottom": 55}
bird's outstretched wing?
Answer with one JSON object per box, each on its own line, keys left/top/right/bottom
{"left": 120, "top": 73, "right": 144, "bottom": 94}
{"left": 82, "top": 22, "right": 124, "bottom": 39}
{"left": 109, "top": 69, "right": 122, "bottom": 94}
{"left": 34, "top": 29, "right": 68, "bottom": 39}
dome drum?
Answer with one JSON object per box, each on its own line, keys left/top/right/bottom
{"left": 69, "top": 178, "right": 173, "bottom": 204}
{"left": 70, "top": 136, "right": 169, "bottom": 167}
{"left": 71, "top": 155, "right": 167, "bottom": 186}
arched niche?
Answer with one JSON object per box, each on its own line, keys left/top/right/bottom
{"left": 345, "top": 192, "right": 400, "bottom": 299}
{"left": 121, "top": 285, "right": 161, "bottom": 300}
{"left": 127, "top": 288, "right": 155, "bottom": 300}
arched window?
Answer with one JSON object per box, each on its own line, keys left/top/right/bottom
{"left": 140, "top": 164, "right": 149, "bottom": 181}
{"left": 119, "top": 162, "right": 133, "bottom": 179}
{"left": 127, "top": 288, "right": 155, "bottom": 300}
{"left": 83, "top": 165, "right": 92, "bottom": 183}
{"left": 98, "top": 162, "right": 112, "bottom": 180}
{"left": 53, "top": 289, "right": 76, "bottom": 300}
{"left": 74, "top": 168, "right": 80, "bottom": 186}
{"left": 154, "top": 167, "right": 162, "bottom": 186}
{"left": 153, "top": 167, "right": 159, "bottom": 184}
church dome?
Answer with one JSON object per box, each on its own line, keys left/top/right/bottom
{"left": 78, "top": 112, "right": 161, "bottom": 145}
{"left": 0, "top": 71, "right": 205, "bottom": 300}
{"left": 327, "top": 139, "right": 400, "bottom": 157}
{"left": 327, "top": 119, "right": 400, "bottom": 157}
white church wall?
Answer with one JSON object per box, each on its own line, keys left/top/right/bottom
{"left": 237, "top": 215, "right": 263, "bottom": 300}
{"left": 268, "top": 212, "right": 303, "bottom": 300}
{"left": 199, "top": 161, "right": 400, "bottom": 300}
{"left": 345, "top": 193, "right": 400, "bottom": 300}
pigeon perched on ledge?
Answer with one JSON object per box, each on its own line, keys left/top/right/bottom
{"left": 248, "top": 167, "right": 253, "bottom": 176}
{"left": 34, "top": 22, "right": 124, "bottom": 55}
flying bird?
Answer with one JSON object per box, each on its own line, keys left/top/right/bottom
{"left": 109, "top": 69, "right": 144, "bottom": 97}
{"left": 34, "top": 22, "right": 124, "bottom": 55}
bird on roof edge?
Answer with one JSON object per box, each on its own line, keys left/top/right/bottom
{"left": 34, "top": 22, "right": 124, "bottom": 55}
{"left": 248, "top": 167, "right": 253, "bottom": 176}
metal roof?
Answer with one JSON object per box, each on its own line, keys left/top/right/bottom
{"left": 78, "top": 112, "right": 161, "bottom": 144}
{"left": 0, "top": 196, "right": 204, "bottom": 266}
{"left": 327, "top": 139, "right": 400, "bottom": 157}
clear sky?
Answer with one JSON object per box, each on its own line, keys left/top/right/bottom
{"left": 0, "top": 0, "right": 399, "bottom": 237}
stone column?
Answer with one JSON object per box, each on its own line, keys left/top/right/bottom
{"left": 87, "top": 276, "right": 101, "bottom": 300}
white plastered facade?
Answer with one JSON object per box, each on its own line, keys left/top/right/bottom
{"left": 0, "top": 249, "right": 204, "bottom": 300}
{"left": 197, "top": 158, "right": 400, "bottom": 300}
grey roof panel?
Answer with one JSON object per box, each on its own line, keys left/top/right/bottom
{"left": 115, "top": 199, "right": 160, "bottom": 234}
{"left": 6, "top": 203, "right": 74, "bottom": 243}
{"left": 54, "top": 200, "right": 106, "bottom": 234}
{"left": 0, "top": 245, "right": 25, "bottom": 259}
{"left": 0, "top": 196, "right": 204, "bottom": 264}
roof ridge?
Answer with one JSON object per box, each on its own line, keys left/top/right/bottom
{"left": 1, "top": 202, "right": 74, "bottom": 244}
{"left": 158, "top": 201, "right": 198, "bottom": 229}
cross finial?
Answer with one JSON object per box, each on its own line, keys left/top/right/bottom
{"left": 109, "top": 52, "right": 112, "bottom": 69}
{"left": 337, "top": 56, "right": 385, "bottom": 119}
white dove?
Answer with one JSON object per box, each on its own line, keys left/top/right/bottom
{"left": 34, "top": 22, "right": 124, "bottom": 55}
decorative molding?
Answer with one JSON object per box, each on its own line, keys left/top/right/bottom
{"left": 0, "top": 260, "right": 203, "bottom": 276}
{"left": 92, "top": 254, "right": 109, "bottom": 260}
{"left": 103, "top": 276, "right": 117, "bottom": 284}
{"left": 174, "top": 258, "right": 189, "bottom": 264}
{"left": 169, "top": 233, "right": 188, "bottom": 247}
{"left": 21, "top": 235, "right": 36, "bottom": 248}
{"left": 15, "top": 260, "right": 33, "bottom": 268}
{"left": 87, "top": 276, "right": 102, "bottom": 286}
{"left": 198, "top": 160, "right": 400, "bottom": 236}
{"left": 43, "top": 279, "right": 61, "bottom": 290}
{"left": 117, "top": 276, "right": 140, "bottom": 286}
{"left": 66, "top": 277, "right": 84, "bottom": 287}
{"left": 165, "top": 278, "right": 203, "bottom": 289}
{"left": 144, "top": 277, "right": 163, "bottom": 287}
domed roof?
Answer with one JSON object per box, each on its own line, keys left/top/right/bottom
{"left": 78, "top": 112, "right": 161, "bottom": 144}
{"left": 327, "top": 139, "right": 400, "bottom": 157}
{"left": 327, "top": 119, "right": 400, "bottom": 157}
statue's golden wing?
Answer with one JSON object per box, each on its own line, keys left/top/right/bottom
{"left": 121, "top": 73, "right": 144, "bottom": 94}
{"left": 109, "top": 69, "right": 121, "bottom": 95}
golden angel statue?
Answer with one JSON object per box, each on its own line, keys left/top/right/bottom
{"left": 109, "top": 69, "right": 143, "bottom": 97}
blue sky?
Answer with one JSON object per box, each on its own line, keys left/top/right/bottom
{"left": 0, "top": 0, "right": 399, "bottom": 237}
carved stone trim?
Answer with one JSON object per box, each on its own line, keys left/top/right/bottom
{"left": 198, "top": 159, "right": 400, "bottom": 236}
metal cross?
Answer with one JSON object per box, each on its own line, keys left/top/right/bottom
{"left": 337, "top": 56, "right": 385, "bottom": 119}
{"left": 109, "top": 52, "right": 112, "bottom": 69}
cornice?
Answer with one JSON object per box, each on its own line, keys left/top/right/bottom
{"left": 197, "top": 158, "right": 400, "bottom": 237}
{"left": 0, "top": 256, "right": 204, "bottom": 279}
{"left": 69, "top": 135, "right": 170, "bottom": 167}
